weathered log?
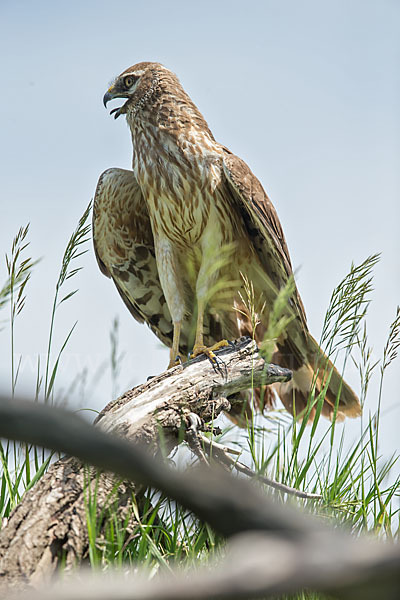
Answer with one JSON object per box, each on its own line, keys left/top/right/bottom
{"left": 0, "top": 338, "right": 291, "bottom": 589}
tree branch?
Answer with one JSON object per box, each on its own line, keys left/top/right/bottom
{"left": 7, "top": 530, "right": 400, "bottom": 600}
{"left": 1, "top": 338, "right": 399, "bottom": 599}
{"left": 0, "top": 338, "right": 291, "bottom": 589}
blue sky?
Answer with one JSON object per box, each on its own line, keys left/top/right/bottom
{"left": 0, "top": 0, "right": 399, "bottom": 456}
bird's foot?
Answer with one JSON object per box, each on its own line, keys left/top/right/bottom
{"left": 190, "top": 340, "right": 229, "bottom": 376}
{"left": 191, "top": 339, "right": 230, "bottom": 360}
{"left": 167, "top": 355, "right": 183, "bottom": 370}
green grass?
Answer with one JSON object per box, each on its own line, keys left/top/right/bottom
{"left": 0, "top": 218, "right": 399, "bottom": 599}
{"left": 0, "top": 205, "right": 92, "bottom": 513}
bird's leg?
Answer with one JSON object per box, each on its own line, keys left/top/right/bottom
{"left": 168, "top": 320, "right": 182, "bottom": 369}
{"left": 153, "top": 237, "right": 186, "bottom": 370}
{"left": 191, "top": 297, "right": 206, "bottom": 354}
{"left": 191, "top": 238, "right": 229, "bottom": 365}
{"left": 191, "top": 297, "right": 229, "bottom": 362}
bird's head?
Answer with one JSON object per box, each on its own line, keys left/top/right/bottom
{"left": 103, "top": 61, "right": 210, "bottom": 135}
{"left": 103, "top": 62, "right": 163, "bottom": 119}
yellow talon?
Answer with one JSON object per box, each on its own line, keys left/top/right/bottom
{"left": 191, "top": 339, "right": 229, "bottom": 362}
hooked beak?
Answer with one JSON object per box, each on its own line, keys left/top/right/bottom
{"left": 103, "top": 90, "right": 113, "bottom": 108}
{"left": 103, "top": 87, "right": 129, "bottom": 119}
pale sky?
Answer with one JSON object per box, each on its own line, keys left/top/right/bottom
{"left": 0, "top": 1, "right": 399, "bottom": 458}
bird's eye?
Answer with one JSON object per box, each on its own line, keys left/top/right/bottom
{"left": 123, "top": 76, "right": 135, "bottom": 88}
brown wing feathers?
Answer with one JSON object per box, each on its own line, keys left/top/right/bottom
{"left": 94, "top": 63, "right": 361, "bottom": 423}
{"left": 221, "top": 148, "right": 360, "bottom": 420}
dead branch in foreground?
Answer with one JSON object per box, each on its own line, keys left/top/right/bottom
{"left": 1, "top": 367, "right": 400, "bottom": 599}
{"left": 8, "top": 530, "right": 400, "bottom": 600}
{"left": 0, "top": 338, "right": 292, "bottom": 589}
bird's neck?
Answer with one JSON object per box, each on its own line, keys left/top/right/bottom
{"left": 128, "top": 109, "right": 222, "bottom": 187}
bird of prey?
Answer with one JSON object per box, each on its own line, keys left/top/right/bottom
{"left": 93, "top": 61, "right": 361, "bottom": 422}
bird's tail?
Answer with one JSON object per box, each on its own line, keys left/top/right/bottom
{"left": 220, "top": 302, "right": 361, "bottom": 425}
{"left": 273, "top": 332, "right": 361, "bottom": 422}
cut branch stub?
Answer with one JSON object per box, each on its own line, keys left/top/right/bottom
{"left": 95, "top": 336, "right": 291, "bottom": 452}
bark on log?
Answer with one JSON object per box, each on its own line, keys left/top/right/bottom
{"left": 0, "top": 338, "right": 291, "bottom": 590}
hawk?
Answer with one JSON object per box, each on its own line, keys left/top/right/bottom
{"left": 93, "top": 61, "right": 361, "bottom": 422}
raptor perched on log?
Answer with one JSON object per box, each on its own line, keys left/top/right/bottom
{"left": 93, "top": 61, "right": 361, "bottom": 422}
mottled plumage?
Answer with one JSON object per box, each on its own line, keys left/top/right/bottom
{"left": 93, "top": 62, "right": 361, "bottom": 422}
